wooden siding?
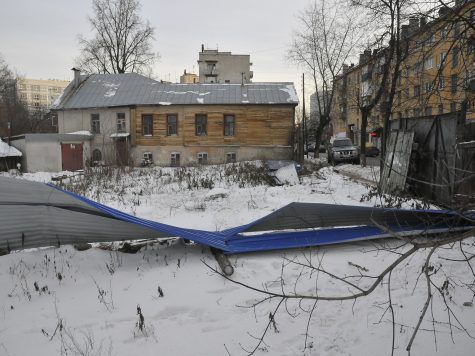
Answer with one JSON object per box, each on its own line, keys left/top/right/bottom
{"left": 134, "top": 105, "right": 294, "bottom": 147}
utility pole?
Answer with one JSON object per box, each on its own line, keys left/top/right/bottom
{"left": 302, "top": 73, "right": 307, "bottom": 160}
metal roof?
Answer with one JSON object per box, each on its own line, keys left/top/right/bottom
{"left": 54, "top": 73, "right": 299, "bottom": 110}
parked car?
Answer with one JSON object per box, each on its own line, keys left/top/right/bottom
{"left": 327, "top": 138, "right": 360, "bottom": 165}
{"left": 365, "top": 146, "right": 380, "bottom": 157}
{"left": 304, "top": 143, "right": 316, "bottom": 154}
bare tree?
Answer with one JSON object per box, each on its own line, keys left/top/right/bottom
{"left": 288, "top": 0, "right": 363, "bottom": 157}
{"left": 77, "top": 0, "right": 158, "bottom": 75}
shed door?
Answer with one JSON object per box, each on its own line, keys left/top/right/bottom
{"left": 61, "top": 143, "right": 84, "bottom": 171}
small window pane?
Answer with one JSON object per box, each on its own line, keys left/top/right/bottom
{"left": 142, "top": 115, "right": 153, "bottom": 136}
{"left": 171, "top": 153, "right": 180, "bottom": 167}
{"left": 91, "top": 114, "right": 100, "bottom": 134}
{"left": 167, "top": 114, "right": 178, "bottom": 135}
{"left": 224, "top": 115, "right": 235, "bottom": 136}
{"left": 196, "top": 115, "right": 207, "bottom": 136}
{"left": 117, "top": 113, "right": 126, "bottom": 132}
{"left": 226, "top": 152, "right": 236, "bottom": 163}
{"left": 197, "top": 152, "right": 208, "bottom": 164}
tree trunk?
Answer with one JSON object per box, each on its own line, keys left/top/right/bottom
{"left": 313, "top": 117, "right": 328, "bottom": 159}
{"left": 360, "top": 110, "right": 368, "bottom": 167}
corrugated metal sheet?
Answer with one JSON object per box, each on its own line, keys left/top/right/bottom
{"left": 2, "top": 177, "right": 474, "bottom": 254}
{"left": 54, "top": 73, "right": 299, "bottom": 110}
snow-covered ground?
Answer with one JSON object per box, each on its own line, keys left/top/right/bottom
{"left": 1, "top": 163, "right": 474, "bottom": 355}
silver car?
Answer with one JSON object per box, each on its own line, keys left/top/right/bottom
{"left": 328, "top": 138, "right": 360, "bottom": 165}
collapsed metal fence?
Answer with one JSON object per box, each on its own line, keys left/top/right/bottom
{"left": 1, "top": 177, "right": 473, "bottom": 254}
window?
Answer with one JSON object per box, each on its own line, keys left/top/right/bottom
{"left": 91, "top": 114, "right": 100, "bottom": 134}
{"left": 167, "top": 114, "right": 178, "bottom": 135}
{"left": 438, "top": 104, "right": 444, "bottom": 114}
{"left": 195, "top": 114, "right": 207, "bottom": 136}
{"left": 117, "top": 113, "right": 126, "bottom": 132}
{"left": 424, "top": 82, "right": 433, "bottom": 93}
{"left": 414, "top": 85, "right": 420, "bottom": 97}
{"left": 451, "top": 74, "right": 458, "bottom": 93}
{"left": 439, "top": 52, "right": 447, "bottom": 68}
{"left": 31, "top": 85, "right": 40, "bottom": 91}
{"left": 226, "top": 152, "right": 236, "bottom": 163}
{"left": 142, "top": 114, "right": 153, "bottom": 136}
{"left": 450, "top": 102, "right": 457, "bottom": 112}
{"left": 424, "top": 57, "right": 434, "bottom": 70}
{"left": 170, "top": 153, "right": 180, "bottom": 167}
{"left": 414, "top": 108, "right": 421, "bottom": 117}
{"left": 92, "top": 149, "right": 102, "bottom": 163}
{"left": 197, "top": 152, "right": 208, "bottom": 164}
{"left": 438, "top": 76, "right": 445, "bottom": 89}
{"left": 424, "top": 107, "right": 432, "bottom": 116}
{"left": 413, "top": 62, "right": 422, "bottom": 74}
{"left": 33, "top": 94, "right": 40, "bottom": 100}
{"left": 452, "top": 47, "right": 459, "bottom": 68}
{"left": 19, "top": 84, "right": 26, "bottom": 90}
{"left": 440, "top": 26, "right": 448, "bottom": 39}
{"left": 142, "top": 152, "right": 153, "bottom": 166}
{"left": 224, "top": 114, "right": 235, "bottom": 136}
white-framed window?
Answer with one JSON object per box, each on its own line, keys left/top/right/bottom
{"left": 439, "top": 52, "right": 446, "bottom": 68}
{"left": 424, "top": 57, "right": 434, "bottom": 70}
{"left": 171, "top": 152, "right": 180, "bottom": 167}
{"left": 142, "top": 152, "right": 153, "bottom": 166}
{"left": 117, "top": 113, "right": 126, "bottom": 132}
{"left": 197, "top": 152, "right": 208, "bottom": 164}
{"left": 226, "top": 152, "right": 236, "bottom": 163}
{"left": 91, "top": 114, "right": 100, "bottom": 134}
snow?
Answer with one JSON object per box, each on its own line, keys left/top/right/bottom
{"left": 0, "top": 164, "right": 474, "bottom": 355}
{"left": 279, "top": 84, "right": 299, "bottom": 103}
{"left": 196, "top": 97, "right": 204, "bottom": 104}
{"left": 110, "top": 133, "right": 130, "bottom": 138}
{"left": 0, "top": 139, "right": 22, "bottom": 157}
{"left": 67, "top": 130, "right": 92, "bottom": 136}
{"left": 158, "top": 102, "right": 172, "bottom": 106}
{"left": 104, "top": 83, "right": 120, "bottom": 97}
{"left": 273, "top": 163, "right": 299, "bottom": 185}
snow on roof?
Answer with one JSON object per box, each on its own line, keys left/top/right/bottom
{"left": 110, "top": 132, "right": 130, "bottom": 138}
{"left": 53, "top": 73, "right": 299, "bottom": 109}
{"left": 67, "top": 130, "right": 93, "bottom": 136}
{"left": 0, "top": 139, "right": 22, "bottom": 158}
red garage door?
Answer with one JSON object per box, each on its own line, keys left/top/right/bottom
{"left": 61, "top": 143, "right": 84, "bottom": 171}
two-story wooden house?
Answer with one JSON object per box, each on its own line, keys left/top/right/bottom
{"left": 53, "top": 70, "right": 298, "bottom": 167}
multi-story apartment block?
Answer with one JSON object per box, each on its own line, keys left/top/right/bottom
{"left": 198, "top": 45, "right": 253, "bottom": 84}
{"left": 17, "top": 78, "right": 69, "bottom": 111}
{"left": 331, "top": 0, "right": 474, "bottom": 149}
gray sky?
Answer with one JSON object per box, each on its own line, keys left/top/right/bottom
{"left": 0, "top": 0, "right": 308, "bottom": 93}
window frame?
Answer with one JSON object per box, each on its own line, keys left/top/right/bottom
{"left": 170, "top": 152, "right": 181, "bottom": 167}
{"left": 223, "top": 114, "right": 235, "bottom": 137}
{"left": 116, "top": 113, "right": 126, "bottom": 133}
{"left": 195, "top": 114, "right": 207, "bottom": 136}
{"left": 197, "top": 152, "right": 208, "bottom": 165}
{"left": 226, "top": 152, "right": 237, "bottom": 164}
{"left": 167, "top": 113, "right": 178, "bottom": 136}
{"left": 91, "top": 113, "right": 101, "bottom": 134}
{"left": 142, "top": 114, "right": 153, "bottom": 136}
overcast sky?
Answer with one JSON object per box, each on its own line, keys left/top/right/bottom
{"left": 0, "top": 0, "right": 309, "bottom": 95}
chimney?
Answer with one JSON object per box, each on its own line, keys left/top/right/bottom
{"left": 184, "top": 69, "right": 187, "bottom": 75}
{"left": 201, "top": 44, "right": 204, "bottom": 52}
{"left": 71, "top": 67, "right": 81, "bottom": 88}
{"left": 343, "top": 64, "right": 349, "bottom": 73}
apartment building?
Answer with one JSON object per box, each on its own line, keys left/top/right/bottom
{"left": 17, "top": 78, "right": 69, "bottom": 111}
{"left": 198, "top": 45, "right": 253, "bottom": 84}
{"left": 331, "top": 0, "right": 475, "bottom": 148}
